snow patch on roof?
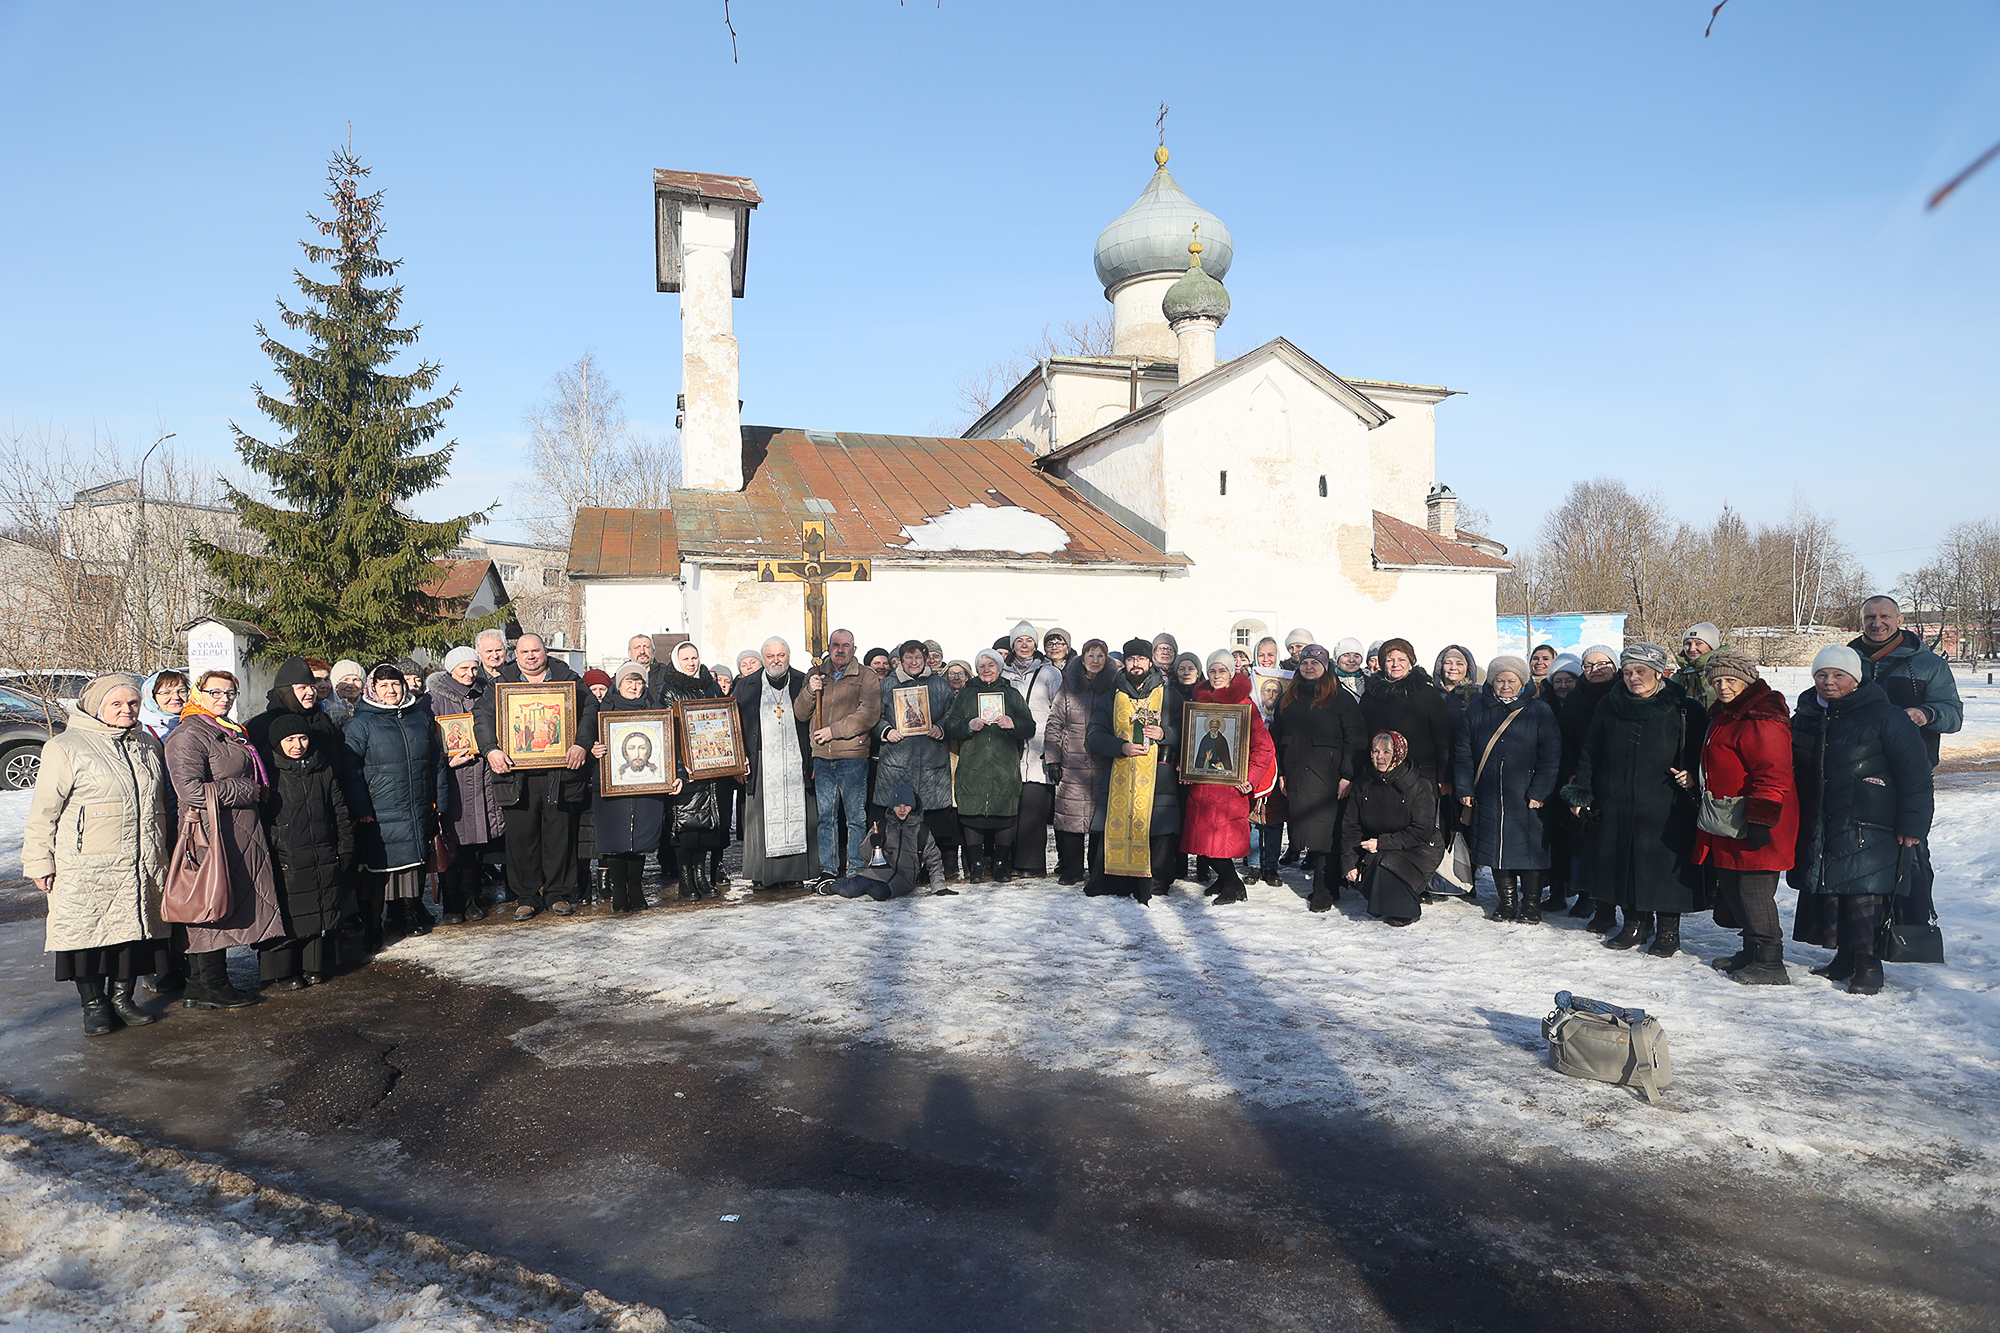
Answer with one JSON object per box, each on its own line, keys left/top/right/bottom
{"left": 895, "top": 504, "right": 1070, "bottom": 555}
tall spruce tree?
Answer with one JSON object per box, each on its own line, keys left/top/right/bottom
{"left": 195, "top": 147, "right": 500, "bottom": 661}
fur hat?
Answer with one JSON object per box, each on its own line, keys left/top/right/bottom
{"left": 1487, "top": 655, "right": 1531, "bottom": 687}
{"left": 1683, "top": 622, "right": 1722, "bottom": 652}
{"left": 1378, "top": 637, "right": 1418, "bottom": 669}
{"left": 1620, "top": 642, "right": 1674, "bottom": 676}
{"left": 1812, "top": 645, "right": 1864, "bottom": 680}
{"left": 1122, "top": 637, "right": 1155, "bottom": 661}
{"left": 1703, "top": 649, "right": 1761, "bottom": 685}
{"left": 1548, "top": 654, "right": 1584, "bottom": 680}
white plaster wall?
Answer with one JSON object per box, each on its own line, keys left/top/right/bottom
{"left": 976, "top": 363, "right": 1173, "bottom": 454}
{"left": 581, "top": 580, "right": 688, "bottom": 668}
{"left": 1062, "top": 415, "right": 1167, "bottom": 535}
{"left": 1355, "top": 386, "right": 1441, "bottom": 528}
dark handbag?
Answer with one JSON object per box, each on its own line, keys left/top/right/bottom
{"left": 162, "top": 782, "right": 231, "bottom": 924}
{"left": 671, "top": 780, "right": 721, "bottom": 838}
{"left": 1879, "top": 846, "right": 1944, "bottom": 964}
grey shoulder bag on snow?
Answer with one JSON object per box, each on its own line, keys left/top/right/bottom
{"left": 1541, "top": 991, "right": 1672, "bottom": 1104}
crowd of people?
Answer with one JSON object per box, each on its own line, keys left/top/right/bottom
{"left": 22, "top": 594, "right": 1958, "bottom": 1037}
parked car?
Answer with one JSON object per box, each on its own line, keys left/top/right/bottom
{"left": 0, "top": 686, "right": 65, "bottom": 790}
{"left": 0, "top": 669, "right": 92, "bottom": 703}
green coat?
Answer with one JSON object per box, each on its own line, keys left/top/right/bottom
{"left": 943, "top": 678, "right": 1036, "bottom": 818}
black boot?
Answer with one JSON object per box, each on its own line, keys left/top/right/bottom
{"left": 1538, "top": 885, "right": 1570, "bottom": 914}
{"left": 1733, "top": 944, "right": 1791, "bottom": 986}
{"left": 942, "top": 841, "right": 964, "bottom": 883}
{"left": 182, "top": 951, "right": 260, "bottom": 1009}
{"left": 1307, "top": 863, "right": 1336, "bottom": 913}
{"left": 1491, "top": 872, "right": 1519, "bottom": 923}
{"left": 403, "top": 896, "right": 434, "bottom": 936}
{"left": 1211, "top": 863, "right": 1248, "bottom": 905}
{"left": 1194, "top": 857, "right": 1213, "bottom": 887}
{"left": 1646, "top": 912, "right": 1681, "bottom": 958}
{"left": 1587, "top": 900, "right": 1617, "bottom": 933}
{"left": 1567, "top": 894, "right": 1594, "bottom": 918}
{"left": 709, "top": 849, "right": 730, "bottom": 891}
{"left": 109, "top": 978, "right": 158, "bottom": 1027}
{"left": 1847, "top": 955, "right": 1884, "bottom": 995}
{"left": 678, "top": 863, "right": 700, "bottom": 902}
{"left": 991, "top": 856, "right": 1013, "bottom": 883}
{"left": 75, "top": 979, "right": 117, "bottom": 1036}
{"left": 1810, "top": 948, "right": 1856, "bottom": 981}
{"left": 1711, "top": 942, "right": 1754, "bottom": 973}
{"left": 1516, "top": 873, "right": 1544, "bottom": 925}
{"left": 695, "top": 853, "right": 717, "bottom": 899}
{"left": 966, "top": 853, "right": 988, "bottom": 885}
{"left": 1605, "top": 910, "right": 1651, "bottom": 950}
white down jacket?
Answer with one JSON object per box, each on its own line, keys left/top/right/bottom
{"left": 998, "top": 654, "right": 1062, "bottom": 784}
{"left": 22, "top": 706, "right": 172, "bottom": 952}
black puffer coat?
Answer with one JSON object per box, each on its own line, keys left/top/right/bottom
{"left": 1277, "top": 678, "right": 1366, "bottom": 850}
{"left": 342, "top": 692, "right": 449, "bottom": 871}
{"left": 1357, "top": 668, "right": 1455, "bottom": 785}
{"left": 1562, "top": 680, "right": 1708, "bottom": 913}
{"left": 247, "top": 656, "right": 344, "bottom": 763}
{"left": 654, "top": 661, "right": 728, "bottom": 847}
{"left": 263, "top": 747, "right": 352, "bottom": 938}
{"left": 1788, "top": 682, "right": 1934, "bottom": 897}
{"left": 1452, "top": 687, "right": 1562, "bottom": 870}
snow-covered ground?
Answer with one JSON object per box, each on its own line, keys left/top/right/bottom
{"left": 389, "top": 780, "right": 2000, "bottom": 1213}
{"left": 0, "top": 1098, "right": 678, "bottom": 1332}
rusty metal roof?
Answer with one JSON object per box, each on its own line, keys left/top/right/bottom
{"left": 422, "top": 559, "right": 497, "bottom": 603}
{"left": 652, "top": 169, "right": 762, "bottom": 205}
{"left": 568, "top": 509, "right": 681, "bottom": 579}
{"left": 1372, "top": 510, "right": 1512, "bottom": 571}
{"left": 660, "top": 427, "right": 1184, "bottom": 568}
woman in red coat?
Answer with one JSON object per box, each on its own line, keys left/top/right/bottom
{"left": 1183, "top": 652, "right": 1278, "bottom": 905}
{"left": 1690, "top": 651, "right": 1798, "bottom": 985}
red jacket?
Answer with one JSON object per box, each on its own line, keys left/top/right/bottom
{"left": 1692, "top": 678, "right": 1797, "bottom": 872}
{"left": 1181, "top": 673, "right": 1278, "bottom": 858}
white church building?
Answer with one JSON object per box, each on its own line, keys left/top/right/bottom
{"left": 568, "top": 151, "right": 1508, "bottom": 667}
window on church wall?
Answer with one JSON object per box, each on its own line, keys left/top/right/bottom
{"left": 1232, "top": 619, "right": 1266, "bottom": 650}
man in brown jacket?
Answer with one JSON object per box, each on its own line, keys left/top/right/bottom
{"left": 810, "top": 628, "right": 883, "bottom": 882}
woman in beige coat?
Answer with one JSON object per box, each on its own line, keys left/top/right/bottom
{"left": 23, "top": 674, "right": 173, "bottom": 1036}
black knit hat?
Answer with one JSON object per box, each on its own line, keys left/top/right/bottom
{"left": 267, "top": 712, "right": 312, "bottom": 746}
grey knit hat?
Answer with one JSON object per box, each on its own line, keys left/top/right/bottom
{"left": 1703, "top": 649, "right": 1761, "bottom": 685}
{"left": 1486, "top": 655, "right": 1531, "bottom": 687}
{"left": 1621, "top": 642, "right": 1674, "bottom": 676}
{"left": 1548, "top": 653, "right": 1584, "bottom": 680}
{"left": 1205, "top": 649, "right": 1236, "bottom": 672}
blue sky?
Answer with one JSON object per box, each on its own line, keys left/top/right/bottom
{"left": 3, "top": 1, "right": 1996, "bottom": 585}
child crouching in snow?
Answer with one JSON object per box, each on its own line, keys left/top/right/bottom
{"left": 818, "top": 784, "right": 948, "bottom": 901}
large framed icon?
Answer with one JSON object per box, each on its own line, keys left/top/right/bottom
{"left": 677, "top": 697, "right": 751, "bottom": 780}
{"left": 598, "top": 709, "right": 678, "bottom": 796}
{"left": 495, "top": 680, "right": 577, "bottom": 770}
{"left": 1179, "top": 701, "right": 1253, "bottom": 785}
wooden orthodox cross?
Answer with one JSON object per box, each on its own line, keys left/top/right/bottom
{"left": 756, "top": 520, "right": 870, "bottom": 658}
